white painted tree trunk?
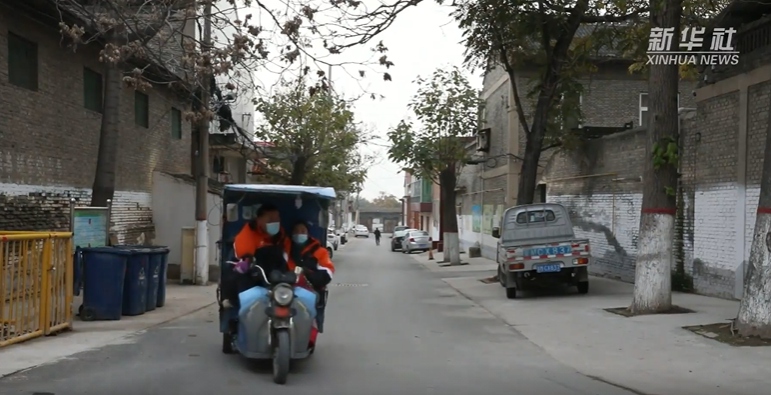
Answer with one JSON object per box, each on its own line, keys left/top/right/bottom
{"left": 736, "top": 212, "right": 771, "bottom": 338}
{"left": 443, "top": 232, "right": 461, "bottom": 265}
{"left": 195, "top": 220, "right": 209, "bottom": 285}
{"left": 631, "top": 213, "right": 673, "bottom": 314}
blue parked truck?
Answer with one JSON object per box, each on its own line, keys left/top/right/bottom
{"left": 491, "top": 203, "right": 592, "bottom": 299}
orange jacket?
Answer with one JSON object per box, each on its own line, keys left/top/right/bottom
{"left": 284, "top": 237, "right": 335, "bottom": 280}
{"left": 233, "top": 222, "right": 285, "bottom": 259}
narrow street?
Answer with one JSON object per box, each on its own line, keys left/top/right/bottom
{"left": 0, "top": 236, "right": 635, "bottom": 395}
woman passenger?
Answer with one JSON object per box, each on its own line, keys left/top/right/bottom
{"left": 285, "top": 220, "right": 335, "bottom": 337}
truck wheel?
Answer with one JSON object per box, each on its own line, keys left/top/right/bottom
{"left": 577, "top": 281, "right": 589, "bottom": 294}
{"left": 505, "top": 287, "right": 517, "bottom": 299}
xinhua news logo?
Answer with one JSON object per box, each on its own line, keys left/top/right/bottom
{"left": 647, "top": 27, "right": 739, "bottom": 66}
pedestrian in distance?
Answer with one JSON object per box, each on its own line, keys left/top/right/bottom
{"left": 374, "top": 228, "right": 381, "bottom": 246}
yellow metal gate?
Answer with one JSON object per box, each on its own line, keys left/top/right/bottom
{"left": 0, "top": 232, "right": 74, "bottom": 347}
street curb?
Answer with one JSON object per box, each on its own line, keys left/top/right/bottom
{"left": 0, "top": 301, "right": 217, "bottom": 380}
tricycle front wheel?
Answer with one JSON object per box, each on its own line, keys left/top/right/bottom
{"left": 272, "top": 330, "right": 291, "bottom": 384}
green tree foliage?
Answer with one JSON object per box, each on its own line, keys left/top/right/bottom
{"left": 371, "top": 191, "right": 402, "bottom": 209}
{"left": 387, "top": 67, "right": 481, "bottom": 182}
{"left": 387, "top": 66, "right": 481, "bottom": 265}
{"left": 255, "top": 78, "right": 369, "bottom": 193}
{"left": 453, "top": 0, "right": 648, "bottom": 204}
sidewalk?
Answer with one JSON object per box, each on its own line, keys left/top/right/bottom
{"left": 0, "top": 283, "right": 217, "bottom": 378}
{"left": 407, "top": 251, "right": 771, "bottom": 395}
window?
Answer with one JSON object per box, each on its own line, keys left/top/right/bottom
{"left": 559, "top": 92, "right": 582, "bottom": 131}
{"left": 171, "top": 108, "right": 182, "bottom": 139}
{"left": 83, "top": 67, "right": 103, "bottom": 112}
{"left": 535, "top": 184, "right": 547, "bottom": 203}
{"left": 410, "top": 179, "right": 421, "bottom": 198}
{"left": 212, "top": 155, "right": 225, "bottom": 173}
{"left": 134, "top": 91, "right": 149, "bottom": 128}
{"left": 7, "top": 32, "right": 38, "bottom": 90}
{"left": 516, "top": 210, "right": 556, "bottom": 224}
{"left": 639, "top": 92, "right": 680, "bottom": 127}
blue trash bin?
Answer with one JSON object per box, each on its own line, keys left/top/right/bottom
{"left": 145, "top": 250, "right": 161, "bottom": 311}
{"left": 155, "top": 247, "right": 170, "bottom": 307}
{"left": 79, "top": 247, "right": 129, "bottom": 321}
{"left": 114, "top": 245, "right": 159, "bottom": 312}
{"left": 121, "top": 248, "right": 148, "bottom": 316}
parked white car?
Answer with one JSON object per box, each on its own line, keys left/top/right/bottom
{"left": 327, "top": 229, "right": 339, "bottom": 250}
{"left": 353, "top": 225, "right": 369, "bottom": 238}
{"left": 326, "top": 240, "right": 334, "bottom": 258}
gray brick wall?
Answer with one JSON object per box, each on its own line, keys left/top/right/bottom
{"left": 544, "top": 81, "right": 768, "bottom": 300}
{"left": 0, "top": 9, "right": 191, "bottom": 240}
{"left": 683, "top": 92, "right": 739, "bottom": 298}
{"left": 545, "top": 129, "right": 646, "bottom": 281}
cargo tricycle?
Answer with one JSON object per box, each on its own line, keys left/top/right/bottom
{"left": 216, "top": 184, "right": 336, "bottom": 384}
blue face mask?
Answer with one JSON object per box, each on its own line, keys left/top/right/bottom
{"left": 265, "top": 222, "right": 280, "bottom": 236}
{"left": 292, "top": 234, "right": 308, "bottom": 244}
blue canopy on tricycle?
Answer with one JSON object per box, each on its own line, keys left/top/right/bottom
{"left": 223, "top": 184, "right": 336, "bottom": 199}
{"left": 219, "top": 184, "right": 337, "bottom": 268}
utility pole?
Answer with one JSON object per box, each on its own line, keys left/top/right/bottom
{"left": 354, "top": 191, "right": 361, "bottom": 225}
{"left": 194, "top": 1, "right": 212, "bottom": 286}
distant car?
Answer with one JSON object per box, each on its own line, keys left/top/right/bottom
{"left": 401, "top": 230, "right": 431, "bottom": 254}
{"left": 354, "top": 225, "right": 369, "bottom": 238}
{"left": 326, "top": 240, "right": 334, "bottom": 258}
{"left": 339, "top": 228, "right": 348, "bottom": 244}
{"left": 327, "top": 229, "right": 339, "bottom": 250}
{"left": 391, "top": 227, "right": 416, "bottom": 251}
{"left": 391, "top": 225, "right": 408, "bottom": 238}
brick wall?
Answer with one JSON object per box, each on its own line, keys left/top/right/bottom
{"left": 543, "top": 75, "right": 771, "bottom": 300}
{"left": 0, "top": 9, "right": 191, "bottom": 241}
{"left": 544, "top": 128, "right": 646, "bottom": 282}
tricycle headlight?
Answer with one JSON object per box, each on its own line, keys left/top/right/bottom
{"left": 273, "top": 285, "right": 294, "bottom": 306}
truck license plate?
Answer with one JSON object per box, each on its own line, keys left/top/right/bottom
{"left": 524, "top": 245, "right": 572, "bottom": 256}
{"left": 536, "top": 264, "right": 562, "bottom": 273}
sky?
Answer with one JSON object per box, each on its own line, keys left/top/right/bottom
{"left": 213, "top": 0, "right": 481, "bottom": 200}
{"left": 327, "top": 2, "right": 480, "bottom": 200}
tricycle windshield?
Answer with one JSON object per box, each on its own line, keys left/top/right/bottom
{"left": 219, "top": 184, "right": 337, "bottom": 269}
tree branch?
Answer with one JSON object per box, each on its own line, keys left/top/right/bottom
{"left": 580, "top": 10, "right": 648, "bottom": 23}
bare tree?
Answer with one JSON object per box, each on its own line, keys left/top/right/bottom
{"left": 54, "top": 0, "right": 405, "bottom": 206}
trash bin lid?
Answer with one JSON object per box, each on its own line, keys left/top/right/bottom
{"left": 80, "top": 246, "right": 133, "bottom": 255}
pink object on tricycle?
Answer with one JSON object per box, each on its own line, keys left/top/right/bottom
{"left": 232, "top": 259, "right": 250, "bottom": 274}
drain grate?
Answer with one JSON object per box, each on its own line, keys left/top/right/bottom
{"left": 329, "top": 283, "right": 369, "bottom": 287}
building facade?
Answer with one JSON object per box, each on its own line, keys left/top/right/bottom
{"left": 537, "top": 3, "right": 771, "bottom": 300}
{"left": 0, "top": 2, "right": 193, "bottom": 244}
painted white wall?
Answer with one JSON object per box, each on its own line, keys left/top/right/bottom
{"left": 151, "top": 172, "right": 222, "bottom": 268}
{"left": 531, "top": 186, "right": 755, "bottom": 299}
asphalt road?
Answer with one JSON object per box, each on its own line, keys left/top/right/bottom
{"left": 0, "top": 236, "right": 636, "bottom": 395}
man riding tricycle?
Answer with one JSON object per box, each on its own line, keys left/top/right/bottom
{"left": 216, "top": 184, "right": 336, "bottom": 384}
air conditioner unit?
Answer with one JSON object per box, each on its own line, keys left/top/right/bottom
{"left": 476, "top": 128, "right": 491, "bottom": 152}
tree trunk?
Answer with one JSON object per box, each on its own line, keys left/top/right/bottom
{"left": 736, "top": 96, "right": 771, "bottom": 338}
{"left": 191, "top": 86, "right": 202, "bottom": 177}
{"left": 439, "top": 165, "right": 461, "bottom": 265}
{"left": 90, "top": 59, "right": 122, "bottom": 207}
{"left": 630, "top": 0, "right": 681, "bottom": 315}
{"left": 517, "top": 113, "right": 547, "bottom": 205}
{"left": 289, "top": 156, "right": 308, "bottom": 185}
